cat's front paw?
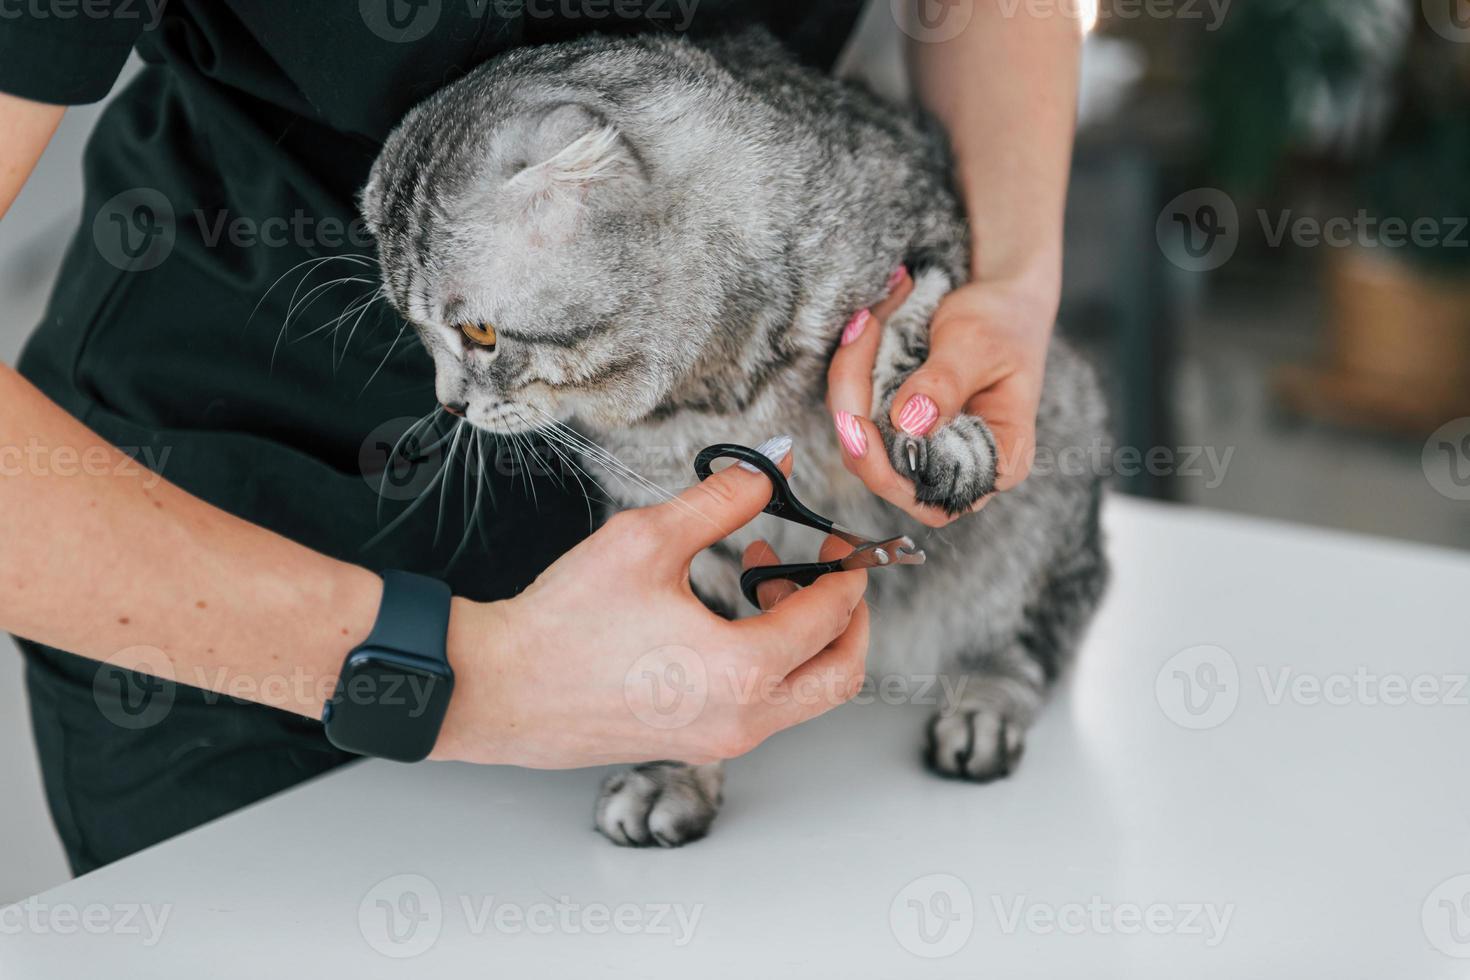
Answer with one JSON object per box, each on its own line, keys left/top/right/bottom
{"left": 886, "top": 414, "right": 998, "bottom": 515}
{"left": 923, "top": 665, "right": 1044, "bottom": 782}
{"left": 925, "top": 707, "right": 1026, "bottom": 782}
{"left": 594, "top": 761, "right": 724, "bottom": 848}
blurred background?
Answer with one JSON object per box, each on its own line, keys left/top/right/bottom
{"left": 3, "top": 0, "right": 1467, "bottom": 902}
{"left": 1055, "top": 0, "right": 1470, "bottom": 548}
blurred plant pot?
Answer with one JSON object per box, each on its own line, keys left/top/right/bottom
{"left": 1331, "top": 246, "right": 1470, "bottom": 386}
{"left": 1277, "top": 247, "right": 1470, "bottom": 433}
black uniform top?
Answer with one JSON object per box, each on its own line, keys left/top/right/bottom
{"left": 0, "top": 2, "right": 864, "bottom": 876}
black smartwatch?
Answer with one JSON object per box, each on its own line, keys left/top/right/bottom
{"left": 321, "top": 571, "right": 455, "bottom": 763}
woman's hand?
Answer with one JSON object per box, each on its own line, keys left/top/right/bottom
{"left": 827, "top": 270, "right": 1057, "bottom": 527}
{"left": 433, "top": 446, "right": 870, "bottom": 768}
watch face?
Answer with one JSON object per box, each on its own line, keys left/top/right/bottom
{"left": 323, "top": 648, "right": 454, "bottom": 763}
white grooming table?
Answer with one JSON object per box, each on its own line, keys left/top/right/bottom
{"left": 3, "top": 496, "right": 1468, "bottom": 978}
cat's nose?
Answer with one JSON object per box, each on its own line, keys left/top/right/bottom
{"left": 441, "top": 401, "right": 467, "bottom": 418}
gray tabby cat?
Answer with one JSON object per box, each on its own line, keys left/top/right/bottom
{"left": 361, "top": 28, "right": 1108, "bottom": 847}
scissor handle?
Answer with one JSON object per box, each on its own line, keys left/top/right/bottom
{"left": 739, "top": 560, "right": 845, "bottom": 608}
{"left": 693, "top": 444, "right": 835, "bottom": 535}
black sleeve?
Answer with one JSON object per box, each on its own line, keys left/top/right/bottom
{"left": 0, "top": 2, "right": 150, "bottom": 105}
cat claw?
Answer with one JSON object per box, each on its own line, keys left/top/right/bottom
{"left": 905, "top": 441, "right": 919, "bottom": 473}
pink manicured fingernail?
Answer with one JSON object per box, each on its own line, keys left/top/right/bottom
{"left": 887, "top": 265, "right": 907, "bottom": 291}
{"left": 834, "top": 411, "right": 868, "bottom": 459}
{"left": 896, "top": 394, "right": 939, "bottom": 436}
{"left": 840, "top": 309, "right": 871, "bottom": 347}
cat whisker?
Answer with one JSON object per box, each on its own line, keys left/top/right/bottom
{"left": 513, "top": 431, "right": 542, "bottom": 509}
{"left": 288, "top": 287, "right": 379, "bottom": 350}
{"left": 533, "top": 426, "right": 603, "bottom": 529}
{"left": 272, "top": 276, "right": 377, "bottom": 371}
{"left": 446, "top": 431, "right": 491, "bottom": 569}
{"left": 359, "top": 318, "right": 407, "bottom": 397}
{"left": 364, "top": 422, "right": 455, "bottom": 552}
{"left": 376, "top": 407, "right": 443, "bottom": 527}
{"left": 334, "top": 292, "right": 386, "bottom": 371}
{"left": 433, "top": 421, "right": 467, "bottom": 546}
{"left": 522, "top": 408, "right": 723, "bottom": 538}
{"left": 249, "top": 253, "right": 374, "bottom": 331}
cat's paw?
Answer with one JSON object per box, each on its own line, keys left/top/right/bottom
{"left": 925, "top": 707, "right": 1026, "bottom": 782}
{"left": 594, "top": 761, "right": 724, "bottom": 848}
{"left": 886, "top": 414, "right": 998, "bottom": 515}
{"left": 923, "top": 666, "right": 1045, "bottom": 782}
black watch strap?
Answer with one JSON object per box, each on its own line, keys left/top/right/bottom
{"left": 365, "top": 570, "right": 452, "bottom": 660}
{"left": 321, "top": 570, "right": 456, "bottom": 763}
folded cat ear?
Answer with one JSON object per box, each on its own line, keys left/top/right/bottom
{"left": 509, "top": 104, "right": 631, "bottom": 196}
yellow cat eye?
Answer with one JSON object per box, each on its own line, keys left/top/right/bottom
{"left": 460, "top": 322, "right": 497, "bottom": 349}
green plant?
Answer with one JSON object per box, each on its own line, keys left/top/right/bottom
{"left": 1199, "top": 0, "right": 1409, "bottom": 192}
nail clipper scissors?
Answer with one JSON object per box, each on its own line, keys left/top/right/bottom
{"left": 694, "top": 443, "right": 927, "bottom": 608}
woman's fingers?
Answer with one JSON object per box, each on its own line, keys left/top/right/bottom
{"left": 651, "top": 439, "right": 795, "bottom": 563}
{"left": 763, "top": 596, "right": 870, "bottom": 732}
{"left": 737, "top": 559, "right": 867, "bottom": 677}
{"left": 748, "top": 533, "right": 871, "bottom": 731}
{"left": 885, "top": 302, "right": 1012, "bottom": 433}
{"left": 826, "top": 266, "right": 959, "bottom": 523}
{"left": 832, "top": 411, "right": 959, "bottom": 528}
{"left": 826, "top": 266, "right": 912, "bottom": 419}
{"left": 963, "top": 372, "right": 1043, "bottom": 492}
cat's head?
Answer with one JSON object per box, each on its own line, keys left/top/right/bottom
{"left": 362, "top": 86, "right": 685, "bottom": 434}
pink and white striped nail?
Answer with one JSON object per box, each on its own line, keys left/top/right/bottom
{"left": 840, "top": 309, "right": 872, "bottom": 347}
{"left": 896, "top": 394, "right": 939, "bottom": 437}
{"left": 834, "top": 411, "right": 868, "bottom": 459}
{"left": 887, "top": 265, "right": 908, "bottom": 291}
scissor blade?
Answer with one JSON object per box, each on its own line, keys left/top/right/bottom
{"left": 883, "top": 535, "right": 926, "bottom": 565}
{"left": 828, "top": 524, "right": 879, "bottom": 549}
{"left": 838, "top": 536, "right": 926, "bottom": 570}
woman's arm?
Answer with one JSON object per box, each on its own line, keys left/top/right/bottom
{"left": 0, "top": 92, "right": 64, "bottom": 215}
{"left": 913, "top": 2, "right": 1081, "bottom": 291}
{"left": 1, "top": 93, "right": 870, "bottom": 768}
{"left": 830, "top": 4, "right": 1084, "bottom": 522}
